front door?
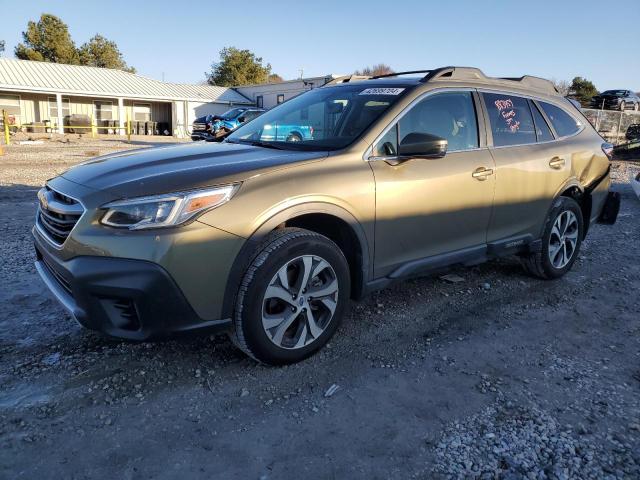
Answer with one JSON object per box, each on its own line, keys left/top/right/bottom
{"left": 369, "top": 90, "right": 496, "bottom": 277}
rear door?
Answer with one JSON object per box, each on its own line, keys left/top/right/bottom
{"left": 482, "top": 92, "right": 571, "bottom": 243}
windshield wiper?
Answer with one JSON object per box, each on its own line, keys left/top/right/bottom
{"left": 231, "top": 139, "right": 285, "bottom": 150}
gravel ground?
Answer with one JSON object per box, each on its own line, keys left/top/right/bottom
{"left": 0, "top": 138, "right": 638, "bottom": 479}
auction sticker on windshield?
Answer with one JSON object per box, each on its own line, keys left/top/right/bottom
{"left": 359, "top": 88, "right": 405, "bottom": 96}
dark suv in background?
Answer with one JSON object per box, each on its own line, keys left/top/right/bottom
{"left": 590, "top": 90, "right": 640, "bottom": 111}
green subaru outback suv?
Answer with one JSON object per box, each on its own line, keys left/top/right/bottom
{"left": 34, "top": 67, "right": 620, "bottom": 364}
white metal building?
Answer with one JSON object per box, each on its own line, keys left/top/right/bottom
{"left": 0, "top": 58, "right": 252, "bottom": 137}
{"left": 234, "top": 75, "right": 339, "bottom": 109}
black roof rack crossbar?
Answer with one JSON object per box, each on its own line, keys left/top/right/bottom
{"left": 370, "top": 70, "right": 433, "bottom": 79}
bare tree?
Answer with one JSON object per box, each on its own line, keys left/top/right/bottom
{"left": 354, "top": 64, "right": 394, "bottom": 77}
{"left": 551, "top": 78, "right": 570, "bottom": 96}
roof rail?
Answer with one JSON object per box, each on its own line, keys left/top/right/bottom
{"left": 499, "top": 75, "right": 559, "bottom": 94}
{"left": 370, "top": 70, "right": 433, "bottom": 79}
{"left": 420, "top": 66, "right": 485, "bottom": 83}
{"left": 421, "top": 66, "right": 558, "bottom": 94}
{"left": 324, "top": 66, "right": 559, "bottom": 95}
{"left": 323, "top": 75, "right": 370, "bottom": 86}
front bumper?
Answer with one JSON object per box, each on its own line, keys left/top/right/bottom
{"left": 34, "top": 237, "right": 232, "bottom": 340}
{"left": 191, "top": 131, "right": 212, "bottom": 141}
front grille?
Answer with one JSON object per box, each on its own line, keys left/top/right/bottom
{"left": 38, "top": 249, "right": 73, "bottom": 296}
{"left": 37, "top": 186, "right": 84, "bottom": 246}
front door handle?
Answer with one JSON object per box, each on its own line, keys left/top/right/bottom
{"left": 472, "top": 167, "right": 494, "bottom": 181}
{"left": 549, "top": 157, "right": 566, "bottom": 169}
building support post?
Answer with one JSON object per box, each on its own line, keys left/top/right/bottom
{"left": 56, "top": 93, "right": 64, "bottom": 134}
{"left": 118, "top": 98, "right": 125, "bottom": 136}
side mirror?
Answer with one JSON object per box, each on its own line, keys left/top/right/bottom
{"left": 237, "top": 116, "right": 246, "bottom": 123}
{"left": 398, "top": 132, "right": 447, "bottom": 159}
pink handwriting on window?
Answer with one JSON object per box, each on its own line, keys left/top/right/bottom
{"left": 494, "top": 99, "right": 513, "bottom": 111}
{"left": 494, "top": 98, "right": 520, "bottom": 133}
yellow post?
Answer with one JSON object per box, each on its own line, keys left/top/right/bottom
{"left": 126, "top": 110, "right": 131, "bottom": 142}
{"left": 90, "top": 115, "right": 96, "bottom": 138}
{"left": 2, "top": 109, "right": 10, "bottom": 146}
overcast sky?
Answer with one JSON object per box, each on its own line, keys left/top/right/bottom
{"left": 1, "top": 0, "right": 638, "bottom": 91}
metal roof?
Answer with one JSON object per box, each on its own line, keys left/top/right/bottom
{"left": 0, "top": 58, "right": 252, "bottom": 104}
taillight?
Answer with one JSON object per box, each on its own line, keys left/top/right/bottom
{"left": 601, "top": 142, "right": 614, "bottom": 160}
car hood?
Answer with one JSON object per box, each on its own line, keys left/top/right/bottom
{"left": 61, "top": 141, "right": 327, "bottom": 197}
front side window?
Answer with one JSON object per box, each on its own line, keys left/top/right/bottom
{"left": 228, "top": 84, "right": 410, "bottom": 151}
{"left": 396, "top": 91, "right": 478, "bottom": 152}
{"left": 220, "top": 107, "right": 246, "bottom": 120}
{"left": 601, "top": 90, "right": 626, "bottom": 97}
{"left": 372, "top": 124, "right": 398, "bottom": 156}
{"left": 242, "top": 110, "right": 262, "bottom": 122}
{"left": 483, "top": 93, "right": 536, "bottom": 147}
{"left": 539, "top": 102, "right": 581, "bottom": 138}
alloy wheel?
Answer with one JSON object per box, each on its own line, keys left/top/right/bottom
{"left": 261, "top": 255, "right": 339, "bottom": 349}
{"left": 548, "top": 210, "right": 579, "bottom": 269}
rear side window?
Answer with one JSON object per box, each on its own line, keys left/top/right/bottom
{"left": 483, "top": 93, "right": 536, "bottom": 147}
{"left": 530, "top": 101, "right": 554, "bottom": 142}
{"left": 539, "top": 102, "right": 581, "bottom": 137}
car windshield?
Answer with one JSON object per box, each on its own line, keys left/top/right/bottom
{"left": 601, "top": 90, "right": 626, "bottom": 96}
{"left": 220, "top": 108, "right": 246, "bottom": 120}
{"left": 226, "top": 85, "right": 410, "bottom": 151}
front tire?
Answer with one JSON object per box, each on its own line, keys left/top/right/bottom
{"left": 230, "top": 228, "right": 350, "bottom": 365}
{"left": 522, "top": 197, "right": 583, "bottom": 279}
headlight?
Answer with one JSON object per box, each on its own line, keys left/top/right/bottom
{"left": 100, "top": 184, "right": 238, "bottom": 230}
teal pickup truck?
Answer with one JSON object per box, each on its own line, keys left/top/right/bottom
{"left": 259, "top": 123, "right": 314, "bottom": 142}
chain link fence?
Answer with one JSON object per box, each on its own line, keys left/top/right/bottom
{"left": 582, "top": 108, "right": 640, "bottom": 145}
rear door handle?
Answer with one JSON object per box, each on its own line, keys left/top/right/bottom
{"left": 472, "top": 167, "right": 494, "bottom": 181}
{"left": 549, "top": 157, "right": 566, "bottom": 169}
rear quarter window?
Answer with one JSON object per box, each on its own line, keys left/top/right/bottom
{"left": 539, "top": 102, "right": 581, "bottom": 138}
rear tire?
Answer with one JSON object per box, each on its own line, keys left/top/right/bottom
{"left": 230, "top": 228, "right": 350, "bottom": 365}
{"left": 286, "top": 132, "right": 302, "bottom": 142}
{"left": 522, "top": 197, "right": 583, "bottom": 279}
